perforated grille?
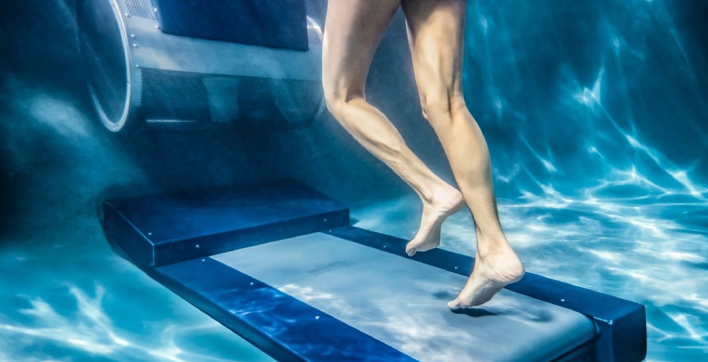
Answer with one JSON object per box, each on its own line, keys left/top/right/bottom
{"left": 125, "top": 0, "right": 157, "bottom": 20}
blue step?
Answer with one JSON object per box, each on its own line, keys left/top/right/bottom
{"left": 102, "top": 179, "right": 349, "bottom": 267}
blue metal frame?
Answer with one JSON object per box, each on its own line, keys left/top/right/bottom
{"left": 148, "top": 257, "right": 416, "bottom": 361}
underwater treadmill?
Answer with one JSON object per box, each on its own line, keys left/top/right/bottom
{"left": 102, "top": 180, "right": 647, "bottom": 362}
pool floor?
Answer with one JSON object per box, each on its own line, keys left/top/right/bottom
{"left": 0, "top": 194, "right": 705, "bottom": 361}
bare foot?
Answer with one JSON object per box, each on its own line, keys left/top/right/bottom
{"left": 448, "top": 243, "right": 525, "bottom": 309}
{"left": 405, "top": 185, "right": 464, "bottom": 257}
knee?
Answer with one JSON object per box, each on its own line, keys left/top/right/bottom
{"left": 323, "top": 80, "right": 362, "bottom": 118}
{"left": 326, "top": 89, "right": 361, "bottom": 122}
{"left": 324, "top": 89, "right": 345, "bottom": 117}
{"left": 420, "top": 89, "right": 467, "bottom": 123}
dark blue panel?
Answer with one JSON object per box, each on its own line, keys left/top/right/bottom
{"left": 102, "top": 203, "right": 154, "bottom": 266}
{"left": 150, "top": 257, "right": 416, "bottom": 362}
{"left": 324, "top": 226, "right": 647, "bottom": 362}
{"left": 153, "top": 0, "right": 309, "bottom": 51}
{"left": 103, "top": 179, "right": 349, "bottom": 266}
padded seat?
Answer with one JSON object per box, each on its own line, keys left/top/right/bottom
{"left": 153, "top": 0, "right": 310, "bottom": 50}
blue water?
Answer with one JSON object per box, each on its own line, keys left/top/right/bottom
{"left": 1, "top": 0, "right": 707, "bottom": 361}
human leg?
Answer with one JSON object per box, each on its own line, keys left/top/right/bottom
{"left": 401, "top": 0, "right": 525, "bottom": 308}
{"left": 323, "top": 0, "right": 464, "bottom": 253}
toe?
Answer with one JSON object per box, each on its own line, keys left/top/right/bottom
{"left": 405, "top": 243, "right": 416, "bottom": 257}
{"left": 447, "top": 299, "right": 460, "bottom": 309}
{"left": 407, "top": 247, "right": 416, "bottom": 257}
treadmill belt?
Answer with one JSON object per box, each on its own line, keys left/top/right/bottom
{"left": 212, "top": 233, "right": 596, "bottom": 362}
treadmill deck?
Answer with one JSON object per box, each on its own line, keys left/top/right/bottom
{"left": 213, "top": 233, "right": 596, "bottom": 362}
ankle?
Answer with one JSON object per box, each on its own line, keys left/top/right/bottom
{"left": 418, "top": 180, "right": 458, "bottom": 206}
{"left": 476, "top": 235, "right": 512, "bottom": 259}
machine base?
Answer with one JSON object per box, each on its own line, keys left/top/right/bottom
{"left": 101, "top": 179, "right": 647, "bottom": 362}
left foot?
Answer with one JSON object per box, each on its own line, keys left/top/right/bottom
{"left": 405, "top": 185, "right": 464, "bottom": 257}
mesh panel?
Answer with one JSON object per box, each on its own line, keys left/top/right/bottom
{"left": 141, "top": 68, "right": 210, "bottom": 123}
{"left": 125, "top": 0, "right": 157, "bottom": 20}
{"left": 140, "top": 68, "right": 322, "bottom": 129}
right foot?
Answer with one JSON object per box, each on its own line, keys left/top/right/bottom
{"left": 448, "top": 244, "right": 525, "bottom": 309}
{"left": 405, "top": 184, "right": 464, "bottom": 256}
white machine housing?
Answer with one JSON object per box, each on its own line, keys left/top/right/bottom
{"left": 76, "top": 0, "right": 324, "bottom": 131}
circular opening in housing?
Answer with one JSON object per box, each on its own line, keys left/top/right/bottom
{"left": 76, "top": 0, "right": 131, "bottom": 131}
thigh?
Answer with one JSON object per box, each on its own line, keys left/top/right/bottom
{"left": 400, "top": 0, "right": 467, "bottom": 106}
{"left": 322, "top": 0, "right": 401, "bottom": 100}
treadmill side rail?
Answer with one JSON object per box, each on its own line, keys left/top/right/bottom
{"left": 151, "top": 257, "right": 417, "bottom": 362}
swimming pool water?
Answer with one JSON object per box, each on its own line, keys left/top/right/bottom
{"left": 1, "top": 0, "right": 707, "bottom": 361}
